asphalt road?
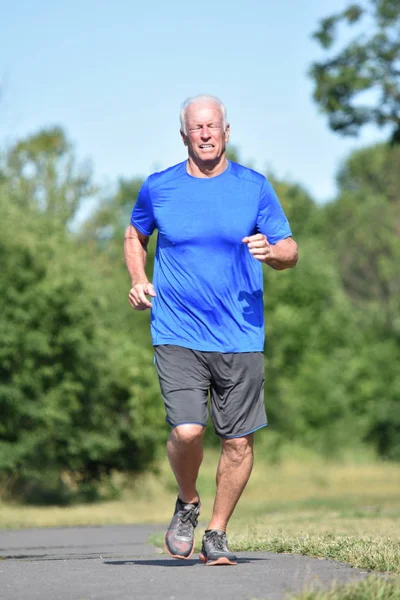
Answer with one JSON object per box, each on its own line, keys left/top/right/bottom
{"left": 0, "top": 525, "right": 370, "bottom": 600}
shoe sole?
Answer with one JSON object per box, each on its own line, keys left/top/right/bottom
{"left": 199, "top": 553, "right": 237, "bottom": 566}
{"left": 164, "top": 533, "right": 195, "bottom": 560}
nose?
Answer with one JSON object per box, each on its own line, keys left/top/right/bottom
{"left": 200, "top": 126, "right": 211, "bottom": 139}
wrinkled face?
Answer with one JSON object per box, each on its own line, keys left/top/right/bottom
{"left": 181, "top": 101, "right": 230, "bottom": 164}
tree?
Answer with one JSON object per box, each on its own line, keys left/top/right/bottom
{"left": 310, "top": 0, "right": 400, "bottom": 142}
{"left": 0, "top": 176, "right": 165, "bottom": 503}
{"left": 1, "top": 127, "right": 96, "bottom": 225}
{"left": 315, "top": 143, "right": 400, "bottom": 459}
{"left": 322, "top": 143, "right": 400, "bottom": 332}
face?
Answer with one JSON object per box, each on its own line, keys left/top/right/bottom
{"left": 181, "top": 101, "right": 230, "bottom": 165}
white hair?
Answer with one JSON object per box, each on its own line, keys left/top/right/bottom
{"left": 180, "top": 94, "right": 228, "bottom": 134}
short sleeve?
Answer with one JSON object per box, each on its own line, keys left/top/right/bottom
{"left": 256, "top": 179, "right": 292, "bottom": 244}
{"left": 130, "top": 178, "right": 156, "bottom": 236}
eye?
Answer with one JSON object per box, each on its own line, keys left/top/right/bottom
{"left": 188, "top": 124, "right": 222, "bottom": 133}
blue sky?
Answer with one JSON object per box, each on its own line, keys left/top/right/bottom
{"left": 1, "top": 0, "right": 381, "bottom": 205}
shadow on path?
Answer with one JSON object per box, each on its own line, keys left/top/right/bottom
{"left": 104, "top": 557, "right": 269, "bottom": 567}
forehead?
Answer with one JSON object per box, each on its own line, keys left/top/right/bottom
{"left": 185, "top": 102, "right": 223, "bottom": 124}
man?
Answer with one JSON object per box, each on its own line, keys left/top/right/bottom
{"left": 124, "top": 94, "right": 298, "bottom": 566}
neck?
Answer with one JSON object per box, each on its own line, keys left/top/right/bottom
{"left": 186, "top": 155, "right": 228, "bottom": 178}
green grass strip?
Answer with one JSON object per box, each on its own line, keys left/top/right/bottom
{"left": 231, "top": 532, "right": 400, "bottom": 574}
{"left": 286, "top": 575, "right": 400, "bottom": 600}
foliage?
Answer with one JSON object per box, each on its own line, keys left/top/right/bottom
{"left": 258, "top": 143, "right": 400, "bottom": 460}
{"left": 0, "top": 127, "right": 97, "bottom": 225}
{"left": 317, "top": 143, "right": 400, "bottom": 459}
{"left": 310, "top": 0, "right": 400, "bottom": 142}
{"left": 0, "top": 169, "right": 165, "bottom": 504}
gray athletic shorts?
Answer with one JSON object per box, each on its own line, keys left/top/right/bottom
{"left": 154, "top": 345, "right": 267, "bottom": 438}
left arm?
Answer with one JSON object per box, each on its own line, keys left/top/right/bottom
{"left": 242, "top": 234, "right": 298, "bottom": 270}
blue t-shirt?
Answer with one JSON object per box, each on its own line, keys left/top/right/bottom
{"left": 130, "top": 160, "right": 292, "bottom": 352}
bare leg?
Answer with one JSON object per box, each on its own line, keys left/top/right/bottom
{"left": 207, "top": 434, "right": 254, "bottom": 531}
{"left": 167, "top": 424, "right": 205, "bottom": 504}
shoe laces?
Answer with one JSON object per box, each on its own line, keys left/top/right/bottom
{"left": 176, "top": 503, "right": 199, "bottom": 537}
{"left": 207, "top": 530, "right": 227, "bottom": 551}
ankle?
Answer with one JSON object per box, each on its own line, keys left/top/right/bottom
{"left": 178, "top": 493, "right": 200, "bottom": 505}
{"left": 206, "top": 523, "right": 227, "bottom": 532}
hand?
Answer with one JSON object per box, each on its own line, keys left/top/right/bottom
{"left": 242, "top": 234, "right": 272, "bottom": 262}
{"left": 128, "top": 282, "right": 156, "bottom": 310}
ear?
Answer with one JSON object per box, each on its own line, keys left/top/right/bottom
{"left": 180, "top": 130, "right": 188, "bottom": 146}
{"left": 224, "top": 123, "right": 230, "bottom": 144}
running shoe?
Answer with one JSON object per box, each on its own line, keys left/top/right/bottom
{"left": 164, "top": 497, "right": 201, "bottom": 559}
{"left": 199, "top": 529, "right": 237, "bottom": 566}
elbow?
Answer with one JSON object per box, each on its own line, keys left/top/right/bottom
{"left": 278, "top": 245, "right": 299, "bottom": 270}
{"left": 279, "top": 244, "right": 299, "bottom": 271}
{"left": 289, "top": 241, "right": 299, "bottom": 268}
{"left": 124, "top": 225, "right": 136, "bottom": 240}
{"left": 124, "top": 224, "right": 150, "bottom": 250}
{"left": 265, "top": 239, "right": 299, "bottom": 270}
{"left": 290, "top": 247, "right": 299, "bottom": 268}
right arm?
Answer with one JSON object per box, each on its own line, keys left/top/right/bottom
{"left": 124, "top": 224, "right": 156, "bottom": 310}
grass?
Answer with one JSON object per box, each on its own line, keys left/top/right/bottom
{"left": 1, "top": 451, "right": 399, "bottom": 575}
{"left": 228, "top": 531, "right": 399, "bottom": 573}
{"left": 285, "top": 575, "right": 400, "bottom": 600}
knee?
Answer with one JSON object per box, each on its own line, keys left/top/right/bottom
{"left": 222, "top": 435, "right": 254, "bottom": 464}
{"left": 170, "top": 424, "right": 205, "bottom": 446}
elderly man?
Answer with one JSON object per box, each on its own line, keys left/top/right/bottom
{"left": 124, "top": 94, "right": 298, "bottom": 566}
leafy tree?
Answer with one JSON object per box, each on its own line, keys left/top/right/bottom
{"left": 322, "top": 144, "right": 400, "bottom": 334}
{"left": 0, "top": 127, "right": 96, "bottom": 225}
{"left": 315, "top": 143, "right": 400, "bottom": 458}
{"left": 337, "top": 140, "right": 400, "bottom": 202}
{"left": 0, "top": 180, "right": 165, "bottom": 503}
{"left": 310, "top": 0, "right": 400, "bottom": 142}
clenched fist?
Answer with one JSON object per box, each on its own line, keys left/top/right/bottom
{"left": 128, "top": 282, "right": 156, "bottom": 310}
{"left": 242, "top": 234, "right": 272, "bottom": 262}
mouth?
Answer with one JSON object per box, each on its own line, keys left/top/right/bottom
{"left": 199, "top": 144, "right": 214, "bottom": 150}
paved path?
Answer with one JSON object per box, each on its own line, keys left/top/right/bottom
{"left": 0, "top": 525, "right": 370, "bottom": 599}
